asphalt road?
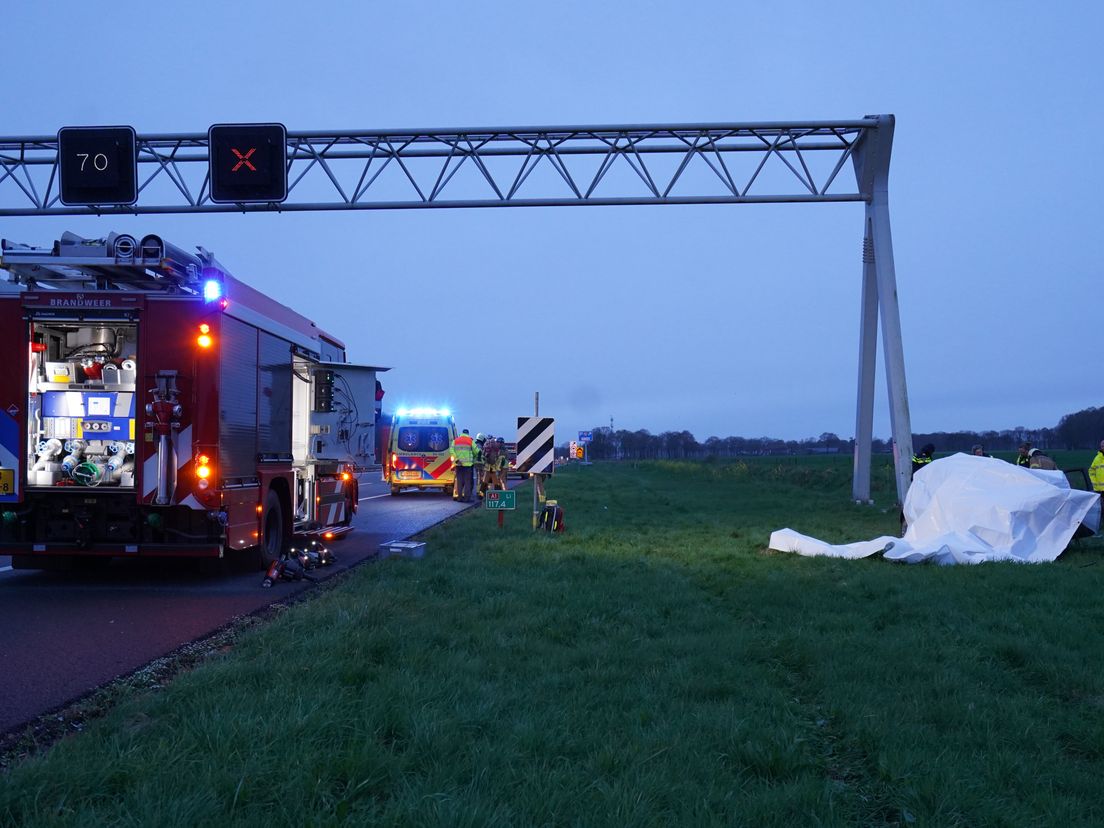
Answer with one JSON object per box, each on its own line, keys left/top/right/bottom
{"left": 0, "top": 476, "right": 482, "bottom": 736}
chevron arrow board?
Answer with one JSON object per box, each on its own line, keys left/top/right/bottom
{"left": 516, "top": 416, "right": 555, "bottom": 475}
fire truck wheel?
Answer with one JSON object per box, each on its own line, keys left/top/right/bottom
{"left": 340, "top": 494, "right": 355, "bottom": 526}
{"left": 260, "top": 490, "right": 285, "bottom": 568}
{"left": 390, "top": 486, "right": 401, "bottom": 496}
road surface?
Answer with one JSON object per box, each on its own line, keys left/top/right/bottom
{"left": 0, "top": 476, "right": 487, "bottom": 736}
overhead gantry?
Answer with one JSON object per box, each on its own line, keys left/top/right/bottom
{"left": 0, "top": 116, "right": 913, "bottom": 502}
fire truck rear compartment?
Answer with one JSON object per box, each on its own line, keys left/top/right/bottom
{"left": 27, "top": 320, "right": 138, "bottom": 490}
{"left": 3, "top": 491, "right": 220, "bottom": 549}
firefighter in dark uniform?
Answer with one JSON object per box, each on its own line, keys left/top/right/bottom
{"left": 911, "top": 443, "right": 935, "bottom": 475}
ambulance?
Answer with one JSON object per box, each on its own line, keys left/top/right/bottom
{"left": 384, "top": 408, "right": 456, "bottom": 496}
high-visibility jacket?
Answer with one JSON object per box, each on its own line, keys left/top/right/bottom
{"left": 1028, "top": 451, "right": 1058, "bottom": 471}
{"left": 1090, "top": 451, "right": 1104, "bottom": 493}
{"left": 451, "top": 434, "right": 475, "bottom": 466}
{"left": 1015, "top": 454, "right": 1031, "bottom": 467}
{"left": 911, "top": 454, "right": 932, "bottom": 474}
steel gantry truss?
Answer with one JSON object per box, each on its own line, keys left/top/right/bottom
{"left": 0, "top": 115, "right": 913, "bottom": 502}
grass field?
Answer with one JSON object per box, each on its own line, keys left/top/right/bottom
{"left": 2, "top": 454, "right": 1103, "bottom": 826}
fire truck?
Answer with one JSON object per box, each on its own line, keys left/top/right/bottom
{"left": 0, "top": 231, "right": 384, "bottom": 570}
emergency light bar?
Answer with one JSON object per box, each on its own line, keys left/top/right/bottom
{"left": 396, "top": 407, "right": 451, "bottom": 418}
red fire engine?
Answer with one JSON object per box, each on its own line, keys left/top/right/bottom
{"left": 0, "top": 231, "right": 384, "bottom": 570}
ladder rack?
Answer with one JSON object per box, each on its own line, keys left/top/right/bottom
{"left": 0, "top": 231, "right": 223, "bottom": 293}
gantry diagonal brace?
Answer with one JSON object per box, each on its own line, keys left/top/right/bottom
{"left": 0, "top": 115, "right": 912, "bottom": 502}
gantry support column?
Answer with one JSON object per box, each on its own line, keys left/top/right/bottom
{"left": 852, "top": 114, "right": 914, "bottom": 506}
{"left": 852, "top": 229, "right": 878, "bottom": 503}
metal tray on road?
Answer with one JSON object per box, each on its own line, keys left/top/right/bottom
{"left": 378, "top": 540, "right": 426, "bottom": 559}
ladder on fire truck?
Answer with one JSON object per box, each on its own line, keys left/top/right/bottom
{"left": 0, "top": 231, "right": 221, "bottom": 294}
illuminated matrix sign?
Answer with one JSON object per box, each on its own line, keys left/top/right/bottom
{"left": 57, "top": 126, "right": 138, "bottom": 206}
{"left": 208, "top": 123, "right": 288, "bottom": 204}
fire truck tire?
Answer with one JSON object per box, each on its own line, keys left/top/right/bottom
{"left": 259, "top": 490, "right": 285, "bottom": 568}
{"left": 340, "top": 493, "right": 355, "bottom": 526}
{"left": 390, "top": 486, "right": 401, "bottom": 496}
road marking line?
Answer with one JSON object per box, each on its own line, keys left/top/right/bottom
{"left": 358, "top": 493, "right": 391, "bottom": 502}
{"left": 0, "top": 566, "right": 12, "bottom": 573}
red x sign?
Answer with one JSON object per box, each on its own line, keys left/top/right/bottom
{"left": 231, "top": 147, "right": 257, "bottom": 172}
{"left": 208, "top": 123, "right": 287, "bottom": 203}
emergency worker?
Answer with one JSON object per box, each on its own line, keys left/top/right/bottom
{"left": 971, "top": 444, "right": 991, "bottom": 457}
{"left": 451, "top": 428, "right": 476, "bottom": 502}
{"left": 1015, "top": 443, "right": 1032, "bottom": 467}
{"left": 911, "top": 443, "right": 935, "bottom": 475}
{"left": 473, "top": 433, "right": 486, "bottom": 499}
{"left": 480, "top": 437, "right": 506, "bottom": 493}
{"left": 493, "top": 438, "right": 510, "bottom": 491}
{"left": 1027, "top": 448, "right": 1058, "bottom": 471}
{"left": 1089, "top": 440, "right": 1104, "bottom": 493}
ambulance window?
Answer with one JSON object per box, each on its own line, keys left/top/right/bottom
{"left": 396, "top": 426, "right": 450, "bottom": 452}
{"left": 424, "top": 428, "right": 449, "bottom": 452}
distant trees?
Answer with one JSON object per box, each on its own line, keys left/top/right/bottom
{"left": 1056, "top": 407, "right": 1104, "bottom": 450}
{"left": 911, "top": 428, "right": 1056, "bottom": 453}
{"left": 575, "top": 406, "right": 1104, "bottom": 462}
{"left": 583, "top": 428, "right": 846, "bottom": 461}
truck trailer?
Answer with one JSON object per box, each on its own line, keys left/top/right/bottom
{"left": 0, "top": 231, "right": 384, "bottom": 570}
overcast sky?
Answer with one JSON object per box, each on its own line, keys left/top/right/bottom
{"left": 3, "top": 1, "right": 1100, "bottom": 444}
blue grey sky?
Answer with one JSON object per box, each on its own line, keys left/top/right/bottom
{"left": 4, "top": 2, "right": 1101, "bottom": 443}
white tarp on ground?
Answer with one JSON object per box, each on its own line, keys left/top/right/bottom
{"left": 769, "top": 453, "right": 1101, "bottom": 565}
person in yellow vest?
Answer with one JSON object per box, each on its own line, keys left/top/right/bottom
{"left": 451, "top": 429, "right": 476, "bottom": 502}
{"left": 1015, "top": 442, "right": 1032, "bottom": 467}
{"left": 1089, "top": 440, "right": 1104, "bottom": 493}
{"left": 473, "top": 433, "right": 486, "bottom": 498}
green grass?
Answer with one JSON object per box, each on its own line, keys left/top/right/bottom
{"left": 2, "top": 456, "right": 1103, "bottom": 826}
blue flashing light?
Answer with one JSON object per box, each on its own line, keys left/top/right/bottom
{"left": 396, "top": 406, "right": 452, "bottom": 419}
{"left": 203, "top": 279, "right": 223, "bottom": 302}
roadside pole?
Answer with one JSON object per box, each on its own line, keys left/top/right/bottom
{"left": 533, "top": 391, "right": 539, "bottom": 530}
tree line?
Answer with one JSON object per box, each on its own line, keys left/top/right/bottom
{"left": 572, "top": 406, "right": 1104, "bottom": 461}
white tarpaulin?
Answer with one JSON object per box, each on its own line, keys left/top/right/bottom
{"left": 769, "top": 453, "right": 1101, "bottom": 565}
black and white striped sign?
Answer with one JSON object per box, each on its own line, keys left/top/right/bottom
{"left": 516, "top": 416, "right": 555, "bottom": 474}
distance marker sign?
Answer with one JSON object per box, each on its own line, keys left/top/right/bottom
{"left": 484, "top": 490, "right": 516, "bottom": 510}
